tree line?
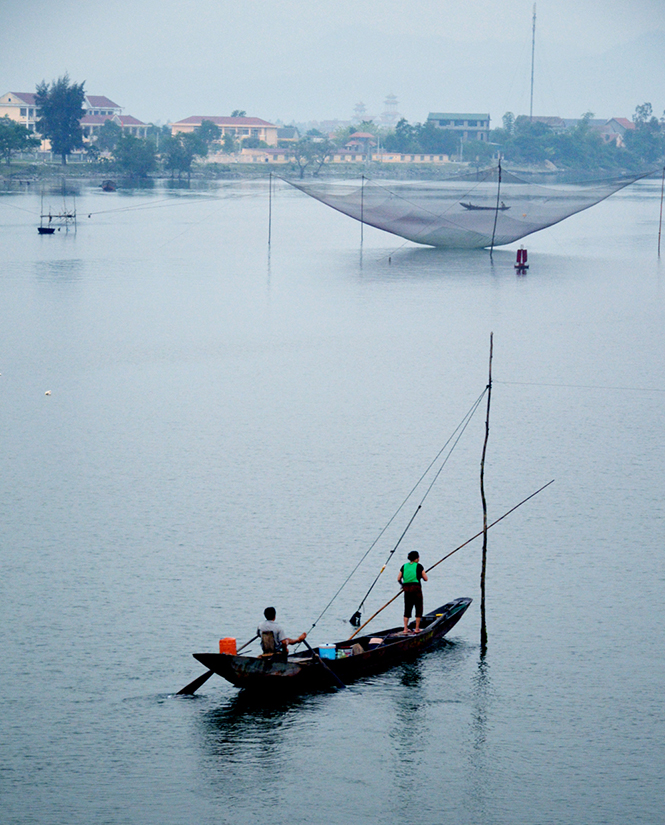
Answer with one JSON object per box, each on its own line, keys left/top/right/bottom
{"left": 490, "top": 107, "right": 665, "bottom": 170}
{"left": 4, "top": 75, "right": 664, "bottom": 175}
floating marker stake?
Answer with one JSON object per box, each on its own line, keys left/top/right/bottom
{"left": 515, "top": 246, "right": 529, "bottom": 271}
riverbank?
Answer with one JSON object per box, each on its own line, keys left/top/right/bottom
{"left": 1, "top": 158, "right": 651, "bottom": 189}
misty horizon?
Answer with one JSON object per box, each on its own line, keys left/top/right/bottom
{"left": 3, "top": 1, "right": 664, "bottom": 127}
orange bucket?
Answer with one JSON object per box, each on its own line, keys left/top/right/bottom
{"left": 219, "top": 637, "right": 237, "bottom": 655}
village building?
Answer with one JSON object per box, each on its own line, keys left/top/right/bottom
{"left": 0, "top": 90, "right": 147, "bottom": 154}
{"left": 276, "top": 126, "right": 300, "bottom": 144}
{"left": 427, "top": 113, "right": 491, "bottom": 142}
{"left": 529, "top": 116, "right": 568, "bottom": 133}
{"left": 343, "top": 131, "right": 376, "bottom": 157}
{"left": 81, "top": 113, "right": 148, "bottom": 140}
{"left": 171, "top": 116, "right": 279, "bottom": 147}
{"left": 600, "top": 117, "right": 636, "bottom": 146}
{"left": 0, "top": 92, "right": 41, "bottom": 131}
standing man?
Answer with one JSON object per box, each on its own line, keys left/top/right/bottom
{"left": 398, "top": 551, "right": 428, "bottom": 633}
{"left": 257, "top": 606, "right": 306, "bottom": 656}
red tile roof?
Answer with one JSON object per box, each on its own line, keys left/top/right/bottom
{"left": 10, "top": 92, "right": 37, "bottom": 104}
{"left": 174, "top": 115, "right": 276, "bottom": 127}
{"left": 118, "top": 115, "right": 146, "bottom": 126}
{"left": 81, "top": 114, "right": 115, "bottom": 125}
{"left": 86, "top": 95, "right": 120, "bottom": 109}
{"left": 610, "top": 117, "right": 636, "bottom": 130}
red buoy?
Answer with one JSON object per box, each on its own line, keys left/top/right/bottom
{"left": 515, "top": 246, "right": 529, "bottom": 270}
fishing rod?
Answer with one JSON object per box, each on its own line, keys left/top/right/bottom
{"left": 304, "top": 388, "right": 489, "bottom": 636}
{"left": 348, "top": 387, "right": 489, "bottom": 627}
{"left": 347, "top": 479, "right": 555, "bottom": 640}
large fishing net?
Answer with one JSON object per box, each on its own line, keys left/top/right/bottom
{"left": 287, "top": 167, "right": 646, "bottom": 249}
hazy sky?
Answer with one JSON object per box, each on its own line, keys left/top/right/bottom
{"left": 3, "top": 0, "right": 664, "bottom": 126}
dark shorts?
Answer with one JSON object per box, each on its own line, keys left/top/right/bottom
{"left": 403, "top": 584, "right": 423, "bottom": 618}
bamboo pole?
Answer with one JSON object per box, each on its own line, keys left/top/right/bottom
{"left": 658, "top": 167, "right": 664, "bottom": 258}
{"left": 360, "top": 174, "right": 365, "bottom": 246}
{"left": 347, "top": 478, "right": 554, "bottom": 640}
{"left": 490, "top": 160, "right": 502, "bottom": 258}
{"left": 479, "top": 334, "right": 493, "bottom": 653}
{"left": 268, "top": 172, "right": 272, "bottom": 247}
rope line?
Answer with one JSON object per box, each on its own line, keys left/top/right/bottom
{"left": 305, "top": 386, "right": 488, "bottom": 635}
{"left": 350, "top": 387, "right": 488, "bottom": 619}
{"left": 495, "top": 380, "right": 665, "bottom": 393}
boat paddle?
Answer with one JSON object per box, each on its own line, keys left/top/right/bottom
{"left": 302, "top": 639, "right": 346, "bottom": 690}
{"left": 176, "top": 633, "right": 259, "bottom": 695}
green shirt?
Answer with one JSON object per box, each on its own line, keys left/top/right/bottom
{"left": 401, "top": 561, "right": 423, "bottom": 584}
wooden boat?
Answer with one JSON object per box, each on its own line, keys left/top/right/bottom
{"left": 101, "top": 180, "right": 117, "bottom": 192}
{"left": 192, "top": 597, "right": 472, "bottom": 693}
{"left": 460, "top": 201, "right": 510, "bottom": 211}
{"left": 37, "top": 225, "right": 55, "bottom": 234}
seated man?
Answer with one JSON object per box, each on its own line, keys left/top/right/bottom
{"left": 257, "top": 606, "right": 306, "bottom": 656}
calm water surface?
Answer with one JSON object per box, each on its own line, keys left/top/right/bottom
{"left": 1, "top": 177, "right": 664, "bottom": 825}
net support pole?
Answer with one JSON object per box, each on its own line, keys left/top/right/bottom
{"left": 530, "top": 4, "right": 537, "bottom": 121}
{"left": 479, "top": 333, "right": 493, "bottom": 655}
{"left": 659, "top": 167, "right": 664, "bottom": 258}
{"left": 268, "top": 172, "right": 272, "bottom": 248}
{"left": 360, "top": 174, "right": 365, "bottom": 247}
{"left": 489, "top": 160, "right": 502, "bottom": 259}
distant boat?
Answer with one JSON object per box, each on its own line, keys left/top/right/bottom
{"left": 461, "top": 201, "right": 510, "bottom": 211}
{"left": 101, "top": 180, "right": 117, "bottom": 192}
{"left": 38, "top": 191, "right": 76, "bottom": 233}
{"left": 38, "top": 192, "right": 55, "bottom": 234}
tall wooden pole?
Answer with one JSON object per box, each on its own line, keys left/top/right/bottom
{"left": 360, "top": 174, "right": 365, "bottom": 246}
{"left": 529, "top": 4, "right": 537, "bottom": 121}
{"left": 490, "top": 160, "right": 502, "bottom": 259}
{"left": 268, "top": 172, "right": 272, "bottom": 247}
{"left": 658, "top": 166, "right": 664, "bottom": 258}
{"left": 479, "top": 333, "right": 493, "bottom": 654}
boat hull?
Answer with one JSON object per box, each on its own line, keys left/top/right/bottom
{"left": 193, "top": 597, "right": 472, "bottom": 694}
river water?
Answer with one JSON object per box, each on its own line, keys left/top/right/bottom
{"left": 1, "top": 176, "right": 664, "bottom": 825}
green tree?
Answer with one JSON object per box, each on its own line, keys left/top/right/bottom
{"left": 221, "top": 133, "right": 236, "bottom": 153}
{"left": 508, "top": 117, "right": 554, "bottom": 163}
{"left": 292, "top": 138, "right": 318, "bottom": 178}
{"left": 243, "top": 136, "right": 268, "bottom": 149}
{"left": 633, "top": 102, "right": 654, "bottom": 126}
{"left": 311, "top": 139, "right": 335, "bottom": 175}
{"left": 161, "top": 131, "right": 210, "bottom": 178}
{"left": 415, "top": 121, "right": 458, "bottom": 155}
{"left": 384, "top": 118, "right": 417, "bottom": 152}
{"left": 0, "top": 116, "right": 40, "bottom": 164}
{"left": 620, "top": 102, "right": 665, "bottom": 168}
{"left": 332, "top": 125, "right": 354, "bottom": 146}
{"left": 112, "top": 134, "right": 157, "bottom": 177}
{"left": 356, "top": 120, "right": 376, "bottom": 134}
{"left": 35, "top": 74, "right": 86, "bottom": 165}
{"left": 198, "top": 119, "right": 221, "bottom": 149}
{"left": 231, "top": 110, "right": 246, "bottom": 117}
{"left": 145, "top": 124, "right": 171, "bottom": 150}
{"left": 96, "top": 119, "right": 122, "bottom": 152}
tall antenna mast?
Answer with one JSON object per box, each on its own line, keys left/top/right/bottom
{"left": 529, "top": 3, "right": 537, "bottom": 121}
